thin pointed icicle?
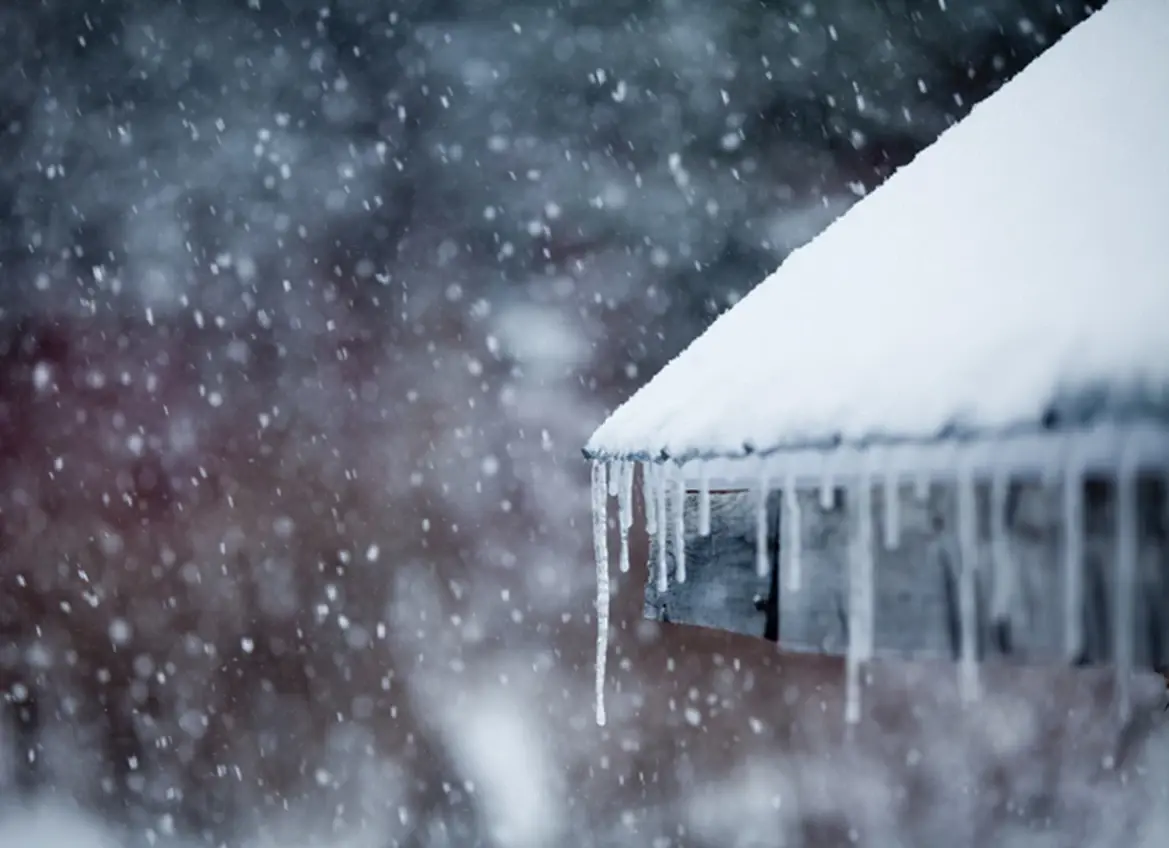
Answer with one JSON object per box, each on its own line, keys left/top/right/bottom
{"left": 856, "top": 476, "right": 875, "bottom": 662}
{"left": 957, "top": 466, "right": 981, "bottom": 703}
{"left": 845, "top": 475, "right": 874, "bottom": 724}
{"left": 883, "top": 471, "right": 901, "bottom": 550}
{"left": 697, "top": 465, "right": 712, "bottom": 537}
{"left": 673, "top": 470, "right": 687, "bottom": 583}
{"left": 655, "top": 465, "right": 669, "bottom": 594}
{"left": 642, "top": 461, "right": 658, "bottom": 537}
{"left": 989, "top": 471, "right": 1013, "bottom": 623}
{"left": 784, "top": 476, "right": 803, "bottom": 592}
{"left": 590, "top": 461, "right": 611, "bottom": 727}
{"left": 755, "top": 471, "right": 770, "bottom": 579}
{"left": 617, "top": 461, "right": 634, "bottom": 574}
{"left": 607, "top": 460, "right": 621, "bottom": 498}
{"left": 1062, "top": 453, "right": 1085, "bottom": 663}
{"left": 1114, "top": 445, "right": 1138, "bottom": 720}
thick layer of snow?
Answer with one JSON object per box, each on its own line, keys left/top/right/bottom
{"left": 586, "top": 0, "right": 1168, "bottom": 462}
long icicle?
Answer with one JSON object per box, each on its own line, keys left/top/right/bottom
{"left": 784, "top": 475, "right": 803, "bottom": 592}
{"left": 857, "top": 472, "right": 875, "bottom": 663}
{"left": 655, "top": 464, "right": 669, "bottom": 593}
{"left": 1114, "top": 443, "right": 1137, "bottom": 720}
{"left": 957, "top": 463, "right": 981, "bottom": 703}
{"left": 755, "top": 470, "right": 770, "bottom": 579}
{"left": 1062, "top": 450, "right": 1085, "bottom": 663}
{"left": 642, "top": 461, "right": 658, "bottom": 537}
{"left": 590, "top": 461, "right": 611, "bottom": 726}
{"left": 673, "top": 468, "right": 687, "bottom": 583}
{"left": 697, "top": 464, "right": 711, "bottom": 537}
{"left": 845, "top": 472, "right": 874, "bottom": 725}
{"left": 989, "top": 470, "right": 1013, "bottom": 626}
{"left": 618, "top": 461, "right": 634, "bottom": 574}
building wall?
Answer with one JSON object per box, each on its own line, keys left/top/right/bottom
{"left": 645, "top": 477, "right": 1168, "bottom": 670}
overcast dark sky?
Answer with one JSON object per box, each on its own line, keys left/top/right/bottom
{"left": 0, "top": 0, "right": 1101, "bottom": 348}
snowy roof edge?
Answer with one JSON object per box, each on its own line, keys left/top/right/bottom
{"left": 581, "top": 409, "right": 1170, "bottom": 464}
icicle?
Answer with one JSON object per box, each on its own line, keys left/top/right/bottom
{"left": 617, "top": 461, "right": 634, "bottom": 574}
{"left": 1113, "top": 444, "right": 1138, "bottom": 720}
{"left": 914, "top": 469, "right": 930, "bottom": 501}
{"left": 882, "top": 471, "right": 901, "bottom": 550}
{"left": 642, "top": 461, "right": 658, "bottom": 537}
{"left": 784, "top": 475, "right": 803, "bottom": 592}
{"left": 1062, "top": 452, "right": 1085, "bottom": 663}
{"left": 956, "top": 464, "right": 981, "bottom": 703}
{"left": 845, "top": 474, "right": 874, "bottom": 724}
{"left": 590, "top": 461, "right": 610, "bottom": 727}
{"left": 697, "top": 465, "right": 711, "bottom": 537}
{"left": 989, "top": 471, "right": 1013, "bottom": 623}
{"left": 655, "top": 465, "right": 669, "bottom": 594}
{"left": 755, "top": 471, "right": 770, "bottom": 579}
{"left": 856, "top": 475, "right": 875, "bottom": 662}
{"left": 673, "top": 470, "right": 687, "bottom": 583}
{"left": 607, "top": 460, "right": 621, "bottom": 498}
{"left": 819, "top": 461, "right": 834, "bottom": 510}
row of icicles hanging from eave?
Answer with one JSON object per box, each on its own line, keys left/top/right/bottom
{"left": 588, "top": 447, "right": 1146, "bottom": 728}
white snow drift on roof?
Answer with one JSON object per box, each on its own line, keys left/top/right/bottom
{"left": 587, "top": 0, "right": 1169, "bottom": 461}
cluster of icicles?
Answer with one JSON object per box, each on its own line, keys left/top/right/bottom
{"left": 588, "top": 449, "right": 1146, "bottom": 728}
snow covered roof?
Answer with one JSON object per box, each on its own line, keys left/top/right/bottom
{"left": 585, "top": 0, "right": 1169, "bottom": 466}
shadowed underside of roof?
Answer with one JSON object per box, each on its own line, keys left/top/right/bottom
{"left": 585, "top": 0, "right": 1169, "bottom": 465}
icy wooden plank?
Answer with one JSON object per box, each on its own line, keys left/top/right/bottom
{"left": 645, "top": 474, "right": 1168, "bottom": 675}
{"left": 644, "top": 491, "right": 770, "bottom": 639}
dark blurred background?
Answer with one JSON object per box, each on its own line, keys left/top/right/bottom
{"left": 5, "top": 2, "right": 1163, "bottom": 848}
